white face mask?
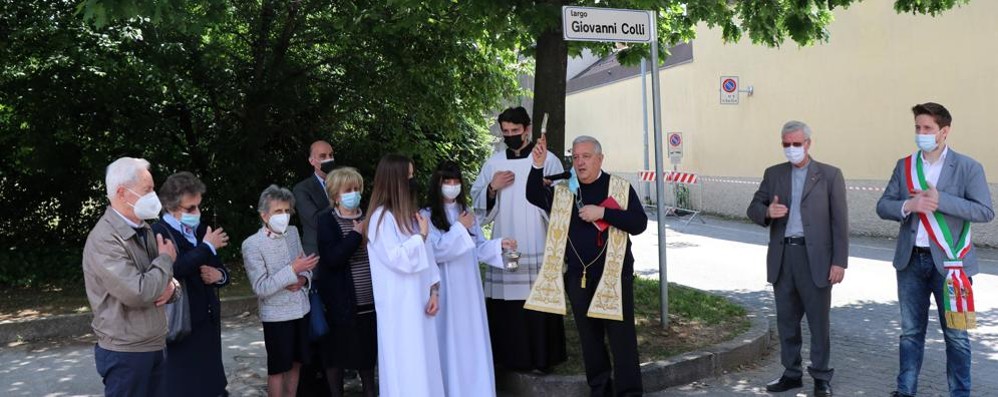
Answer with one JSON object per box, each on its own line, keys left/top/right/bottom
{"left": 127, "top": 189, "right": 162, "bottom": 220}
{"left": 784, "top": 146, "right": 806, "bottom": 165}
{"left": 441, "top": 184, "right": 461, "bottom": 200}
{"left": 915, "top": 133, "right": 938, "bottom": 152}
{"left": 268, "top": 213, "right": 291, "bottom": 235}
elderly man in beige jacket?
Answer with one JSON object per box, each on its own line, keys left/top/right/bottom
{"left": 82, "top": 157, "right": 179, "bottom": 397}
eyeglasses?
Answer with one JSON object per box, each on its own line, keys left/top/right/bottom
{"left": 781, "top": 142, "right": 806, "bottom": 148}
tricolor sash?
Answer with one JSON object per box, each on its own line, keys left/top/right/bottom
{"left": 905, "top": 152, "right": 976, "bottom": 330}
{"left": 524, "top": 175, "right": 630, "bottom": 321}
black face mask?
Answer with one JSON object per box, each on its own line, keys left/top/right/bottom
{"left": 408, "top": 178, "right": 419, "bottom": 195}
{"left": 319, "top": 159, "right": 336, "bottom": 173}
{"left": 503, "top": 135, "right": 524, "bottom": 150}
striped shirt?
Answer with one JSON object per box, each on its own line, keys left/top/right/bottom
{"left": 333, "top": 210, "right": 375, "bottom": 308}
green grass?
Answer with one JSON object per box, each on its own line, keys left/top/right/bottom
{"left": 552, "top": 277, "right": 749, "bottom": 375}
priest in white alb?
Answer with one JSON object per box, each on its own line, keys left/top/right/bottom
{"left": 470, "top": 107, "right": 567, "bottom": 372}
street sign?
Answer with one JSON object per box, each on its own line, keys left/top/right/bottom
{"left": 667, "top": 132, "right": 682, "bottom": 165}
{"left": 563, "top": 6, "right": 654, "bottom": 43}
{"left": 720, "top": 76, "right": 739, "bottom": 105}
{"left": 562, "top": 5, "right": 670, "bottom": 328}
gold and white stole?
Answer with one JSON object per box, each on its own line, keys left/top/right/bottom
{"left": 524, "top": 175, "right": 631, "bottom": 321}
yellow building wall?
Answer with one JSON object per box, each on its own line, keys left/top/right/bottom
{"left": 567, "top": 1, "right": 998, "bottom": 181}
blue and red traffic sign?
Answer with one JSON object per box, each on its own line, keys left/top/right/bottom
{"left": 722, "top": 78, "right": 737, "bottom": 93}
{"left": 669, "top": 133, "right": 682, "bottom": 147}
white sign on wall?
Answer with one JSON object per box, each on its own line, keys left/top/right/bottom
{"left": 667, "top": 132, "right": 683, "bottom": 164}
{"left": 720, "top": 76, "right": 739, "bottom": 105}
{"left": 563, "top": 6, "right": 654, "bottom": 43}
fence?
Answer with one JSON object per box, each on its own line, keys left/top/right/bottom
{"left": 638, "top": 170, "right": 705, "bottom": 226}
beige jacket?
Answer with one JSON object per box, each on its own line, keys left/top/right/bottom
{"left": 83, "top": 207, "right": 174, "bottom": 352}
{"left": 241, "top": 226, "right": 311, "bottom": 322}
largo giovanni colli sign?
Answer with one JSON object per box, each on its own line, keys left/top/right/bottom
{"left": 562, "top": 6, "right": 654, "bottom": 43}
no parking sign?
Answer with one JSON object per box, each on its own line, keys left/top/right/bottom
{"left": 668, "top": 132, "right": 682, "bottom": 164}
{"left": 720, "top": 76, "right": 739, "bottom": 105}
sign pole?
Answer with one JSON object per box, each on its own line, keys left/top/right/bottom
{"left": 561, "top": 4, "right": 668, "bottom": 328}
{"left": 648, "top": 10, "right": 669, "bottom": 328}
{"left": 641, "top": 59, "right": 651, "bottom": 203}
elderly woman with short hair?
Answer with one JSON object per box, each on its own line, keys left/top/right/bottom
{"left": 241, "top": 185, "right": 318, "bottom": 397}
{"left": 315, "top": 167, "right": 377, "bottom": 397}
{"left": 151, "top": 171, "right": 231, "bottom": 397}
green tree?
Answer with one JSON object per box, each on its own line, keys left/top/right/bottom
{"left": 0, "top": 0, "right": 523, "bottom": 285}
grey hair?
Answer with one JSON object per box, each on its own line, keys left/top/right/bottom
{"left": 159, "top": 171, "right": 206, "bottom": 212}
{"left": 257, "top": 184, "right": 295, "bottom": 214}
{"left": 781, "top": 120, "right": 812, "bottom": 139}
{"left": 571, "top": 135, "right": 603, "bottom": 154}
{"left": 105, "top": 157, "right": 150, "bottom": 199}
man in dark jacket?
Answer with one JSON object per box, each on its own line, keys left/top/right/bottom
{"left": 747, "top": 121, "right": 848, "bottom": 397}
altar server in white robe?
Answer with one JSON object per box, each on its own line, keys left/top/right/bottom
{"left": 365, "top": 154, "right": 444, "bottom": 397}
{"left": 470, "top": 106, "right": 567, "bottom": 372}
{"left": 422, "top": 161, "right": 517, "bottom": 397}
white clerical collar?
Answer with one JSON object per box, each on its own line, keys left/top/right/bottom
{"left": 580, "top": 171, "right": 604, "bottom": 185}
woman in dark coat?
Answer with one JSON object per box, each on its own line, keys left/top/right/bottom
{"left": 151, "top": 171, "right": 231, "bottom": 397}
{"left": 316, "top": 167, "right": 377, "bottom": 397}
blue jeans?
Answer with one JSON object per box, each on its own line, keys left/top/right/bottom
{"left": 896, "top": 250, "right": 971, "bottom": 396}
{"left": 94, "top": 345, "right": 167, "bottom": 397}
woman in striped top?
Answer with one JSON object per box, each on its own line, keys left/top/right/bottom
{"left": 315, "top": 167, "right": 377, "bottom": 397}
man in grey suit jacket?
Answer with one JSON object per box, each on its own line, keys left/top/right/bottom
{"left": 747, "top": 121, "right": 848, "bottom": 397}
{"left": 293, "top": 140, "right": 335, "bottom": 255}
{"left": 876, "top": 103, "right": 993, "bottom": 397}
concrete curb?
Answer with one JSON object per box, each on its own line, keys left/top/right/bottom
{"left": 497, "top": 304, "right": 772, "bottom": 395}
{"left": 0, "top": 296, "right": 259, "bottom": 345}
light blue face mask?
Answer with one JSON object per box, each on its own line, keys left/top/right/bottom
{"left": 567, "top": 168, "right": 580, "bottom": 195}
{"left": 340, "top": 191, "right": 362, "bottom": 209}
{"left": 916, "top": 133, "right": 938, "bottom": 152}
{"left": 180, "top": 213, "right": 200, "bottom": 228}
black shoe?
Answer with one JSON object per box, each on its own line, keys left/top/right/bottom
{"left": 890, "top": 392, "right": 914, "bottom": 397}
{"left": 814, "top": 379, "right": 832, "bottom": 396}
{"left": 765, "top": 376, "right": 803, "bottom": 392}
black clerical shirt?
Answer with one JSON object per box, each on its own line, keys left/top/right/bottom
{"left": 525, "top": 166, "right": 647, "bottom": 277}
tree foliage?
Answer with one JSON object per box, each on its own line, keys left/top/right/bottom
{"left": 0, "top": 0, "right": 969, "bottom": 285}
{"left": 0, "top": 0, "right": 523, "bottom": 285}
{"left": 516, "top": 0, "right": 970, "bottom": 157}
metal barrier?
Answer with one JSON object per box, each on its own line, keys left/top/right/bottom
{"left": 638, "top": 170, "right": 705, "bottom": 225}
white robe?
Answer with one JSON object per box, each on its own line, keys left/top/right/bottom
{"left": 366, "top": 207, "right": 444, "bottom": 397}
{"left": 470, "top": 149, "right": 564, "bottom": 300}
{"left": 421, "top": 204, "right": 505, "bottom": 397}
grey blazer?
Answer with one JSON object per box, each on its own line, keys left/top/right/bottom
{"left": 875, "top": 148, "right": 994, "bottom": 276}
{"left": 747, "top": 159, "right": 849, "bottom": 288}
{"left": 293, "top": 174, "right": 329, "bottom": 255}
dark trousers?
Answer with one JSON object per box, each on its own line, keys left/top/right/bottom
{"left": 565, "top": 271, "right": 643, "bottom": 397}
{"left": 773, "top": 244, "right": 833, "bottom": 381}
{"left": 95, "top": 344, "right": 167, "bottom": 397}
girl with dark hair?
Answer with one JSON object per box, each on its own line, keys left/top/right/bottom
{"left": 421, "top": 161, "right": 515, "bottom": 397}
{"left": 364, "top": 154, "right": 444, "bottom": 397}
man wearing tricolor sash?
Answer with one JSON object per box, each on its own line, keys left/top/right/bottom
{"left": 748, "top": 121, "right": 848, "bottom": 397}
{"left": 877, "top": 103, "right": 994, "bottom": 397}
{"left": 525, "top": 135, "right": 648, "bottom": 396}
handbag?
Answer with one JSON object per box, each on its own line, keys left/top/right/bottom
{"left": 308, "top": 287, "right": 329, "bottom": 341}
{"left": 165, "top": 279, "right": 191, "bottom": 342}
{"left": 163, "top": 229, "right": 192, "bottom": 343}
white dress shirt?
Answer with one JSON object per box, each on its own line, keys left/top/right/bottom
{"left": 902, "top": 146, "right": 949, "bottom": 247}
